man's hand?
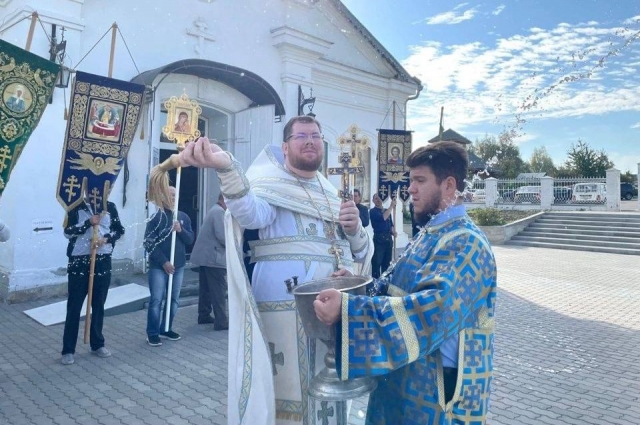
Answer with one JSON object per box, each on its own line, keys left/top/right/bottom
{"left": 313, "top": 288, "right": 342, "bottom": 326}
{"left": 162, "top": 261, "right": 175, "bottom": 275}
{"left": 179, "top": 137, "right": 232, "bottom": 169}
{"left": 172, "top": 221, "right": 182, "bottom": 233}
{"left": 89, "top": 215, "right": 101, "bottom": 226}
{"left": 331, "top": 268, "right": 353, "bottom": 278}
{"left": 339, "top": 200, "right": 360, "bottom": 236}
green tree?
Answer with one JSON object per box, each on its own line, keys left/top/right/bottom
{"left": 564, "top": 140, "right": 614, "bottom": 177}
{"left": 621, "top": 170, "right": 635, "bottom": 184}
{"left": 529, "top": 146, "right": 556, "bottom": 176}
{"left": 472, "top": 131, "right": 529, "bottom": 178}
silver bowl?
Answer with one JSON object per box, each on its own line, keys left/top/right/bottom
{"left": 292, "top": 276, "right": 377, "bottom": 401}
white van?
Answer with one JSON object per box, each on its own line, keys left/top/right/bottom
{"left": 572, "top": 182, "right": 606, "bottom": 203}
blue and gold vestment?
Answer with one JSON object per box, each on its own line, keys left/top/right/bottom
{"left": 337, "top": 209, "right": 497, "bottom": 424}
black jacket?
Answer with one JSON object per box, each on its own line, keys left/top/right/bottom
{"left": 144, "top": 209, "right": 194, "bottom": 270}
{"left": 64, "top": 201, "right": 124, "bottom": 258}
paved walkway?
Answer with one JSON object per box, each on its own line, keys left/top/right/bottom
{"left": 0, "top": 245, "right": 639, "bottom": 424}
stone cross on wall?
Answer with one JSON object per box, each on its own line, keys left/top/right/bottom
{"left": 186, "top": 18, "right": 215, "bottom": 57}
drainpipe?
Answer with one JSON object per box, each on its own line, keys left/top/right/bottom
{"left": 404, "top": 79, "right": 423, "bottom": 131}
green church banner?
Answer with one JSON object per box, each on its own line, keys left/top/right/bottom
{"left": 0, "top": 39, "right": 59, "bottom": 198}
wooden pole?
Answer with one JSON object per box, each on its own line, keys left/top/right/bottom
{"left": 83, "top": 224, "right": 99, "bottom": 344}
{"left": 107, "top": 23, "right": 118, "bottom": 78}
{"left": 438, "top": 106, "right": 444, "bottom": 141}
{"left": 164, "top": 166, "right": 182, "bottom": 332}
{"left": 24, "top": 12, "right": 38, "bottom": 51}
{"left": 84, "top": 23, "right": 118, "bottom": 342}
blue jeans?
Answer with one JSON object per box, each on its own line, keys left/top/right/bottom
{"left": 146, "top": 267, "right": 183, "bottom": 337}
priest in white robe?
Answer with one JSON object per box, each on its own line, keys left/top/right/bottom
{"left": 179, "top": 116, "right": 373, "bottom": 425}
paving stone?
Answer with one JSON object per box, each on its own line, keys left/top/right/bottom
{"left": 2, "top": 246, "right": 640, "bottom": 424}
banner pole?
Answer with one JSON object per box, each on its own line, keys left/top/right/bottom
{"left": 84, "top": 221, "right": 99, "bottom": 344}
{"left": 24, "top": 12, "right": 38, "bottom": 51}
{"left": 107, "top": 23, "right": 117, "bottom": 78}
{"left": 164, "top": 166, "right": 182, "bottom": 332}
{"left": 438, "top": 106, "right": 444, "bottom": 141}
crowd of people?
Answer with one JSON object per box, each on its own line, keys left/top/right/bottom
{"left": 53, "top": 115, "right": 497, "bottom": 424}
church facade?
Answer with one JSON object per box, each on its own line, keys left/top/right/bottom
{"left": 0, "top": 0, "right": 421, "bottom": 301}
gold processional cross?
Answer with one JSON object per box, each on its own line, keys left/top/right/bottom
{"left": 327, "top": 125, "right": 370, "bottom": 270}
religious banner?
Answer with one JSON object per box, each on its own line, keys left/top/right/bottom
{"left": 0, "top": 39, "right": 59, "bottom": 198}
{"left": 376, "top": 129, "right": 412, "bottom": 202}
{"left": 56, "top": 71, "right": 145, "bottom": 214}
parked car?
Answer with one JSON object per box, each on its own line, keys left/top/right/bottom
{"left": 498, "top": 189, "right": 516, "bottom": 202}
{"left": 553, "top": 187, "right": 573, "bottom": 204}
{"left": 572, "top": 182, "right": 606, "bottom": 203}
{"left": 514, "top": 186, "right": 541, "bottom": 203}
{"left": 620, "top": 182, "right": 636, "bottom": 200}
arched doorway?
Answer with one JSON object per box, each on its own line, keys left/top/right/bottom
{"left": 131, "top": 60, "right": 286, "bottom": 257}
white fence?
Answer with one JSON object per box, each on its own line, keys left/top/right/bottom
{"left": 465, "top": 169, "right": 623, "bottom": 211}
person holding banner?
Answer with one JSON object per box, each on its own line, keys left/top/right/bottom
{"left": 144, "top": 186, "right": 194, "bottom": 347}
{"left": 313, "top": 141, "right": 497, "bottom": 424}
{"left": 60, "top": 200, "right": 124, "bottom": 365}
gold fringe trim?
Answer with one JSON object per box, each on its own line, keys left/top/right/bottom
{"left": 276, "top": 411, "right": 302, "bottom": 421}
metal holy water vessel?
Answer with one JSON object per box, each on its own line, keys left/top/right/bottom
{"left": 289, "top": 276, "right": 377, "bottom": 401}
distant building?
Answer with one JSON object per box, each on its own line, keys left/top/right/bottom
{"left": 427, "top": 128, "right": 490, "bottom": 174}
{"left": 516, "top": 173, "right": 547, "bottom": 180}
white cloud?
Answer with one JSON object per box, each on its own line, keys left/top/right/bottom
{"left": 608, "top": 152, "right": 640, "bottom": 173}
{"left": 402, "top": 20, "right": 640, "bottom": 135}
{"left": 492, "top": 5, "right": 506, "bottom": 16}
{"left": 623, "top": 15, "right": 640, "bottom": 25}
{"left": 631, "top": 122, "right": 640, "bottom": 129}
{"left": 423, "top": 5, "right": 479, "bottom": 25}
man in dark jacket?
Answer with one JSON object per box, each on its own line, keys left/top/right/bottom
{"left": 353, "top": 188, "right": 370, "bottom": 228}
{"left": 190, "top": 194, "right": 228, "bottom": 330}
{"left": 369, "top": 193, "right": 396, "bottom": 278}
{"left": 61, "top": 200, "right": 124, "bottom": 365}
{"left": 144, "top": 186, "right": 194, "bottom": 346}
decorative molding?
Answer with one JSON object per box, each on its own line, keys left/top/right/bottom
{"left": 283, "top": 0, "right": 320, "bottom": 9}
{"left": 0, "top": 8, "right": 84, "bottom": 33}
{"left": 271, "top": 26, "right": 333, "bottom": 61}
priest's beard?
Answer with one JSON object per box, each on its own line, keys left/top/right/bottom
{"left": 288, "top": 153, "right": 323, "bottom": 172}
{"left": 414, "top": 190, "right": 442, "bottom": 225}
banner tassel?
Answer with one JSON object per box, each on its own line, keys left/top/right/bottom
{"left": 147, "top": 154, "right": 180, "bottom": 210}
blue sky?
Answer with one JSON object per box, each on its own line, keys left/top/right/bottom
{"left": 341, "top": 0, "right": 640, "bottom": 173}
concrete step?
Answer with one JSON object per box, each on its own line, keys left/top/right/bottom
{"left": 527, "top": 221, "right": 640, "bottom": 235}
{"left": 535, "top": 218, "right": 640, "bottom": 228}
{"left": 526, "top": 225, "right": 640, "bottom": 237}
{"left": 544, "top": 212, "right": 640, "bottom": 219}
{"left": 518, "top": 231, "right": 640, "bottom": 244}
{"left": 512, "top": 235, "right": 640, "bottom": 248}
{"left": 505, "top": 240, "right": 640, "bottom": 256}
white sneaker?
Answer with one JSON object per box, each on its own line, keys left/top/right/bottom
{"left": 91, "top": 347, "right": 112, "bottom": 358}
{"left": 61, "top": 354, "right": 75, "bottom": 365}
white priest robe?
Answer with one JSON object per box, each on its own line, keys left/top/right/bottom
{"left": 220, "top": 145, "right": 373, "bottom": 425}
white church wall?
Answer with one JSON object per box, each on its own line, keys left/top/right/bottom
{"left": 0, "top": 0, "right": 420, "bottom": 300}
